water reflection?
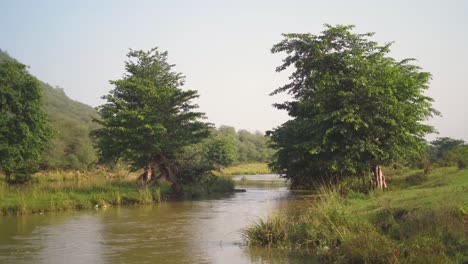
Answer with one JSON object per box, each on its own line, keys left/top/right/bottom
{"left": 0, "top": 177, "right": 315, "bottom": 263}
{"left": 0, "top": 212, "right": 105, "bottom": 264}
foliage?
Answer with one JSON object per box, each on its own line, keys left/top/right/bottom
{"left": 0, "top": 49, "right": 272, "bottom": 172}
{"left": 219, "top": 163, "right": 272, "bottom": 176}
{"left": 244, "top": 217, "right": 288, "bottom": 247}
{"left": 0, "top": 59, "right": 51, "bottom": 183}
{"left": 0, "top": 49, "right": 99, "bottom": 171}
{"left": 206, "top": 135, "right": 238, "bottom": 168}
{"left": 93, "top": 48, "right": 211, "bottom": 190}
{"left": 427, "top": 137, "right": 467, "bottom": 168}
{"left": 444, "top": 145, "right": 468, "bottom": 169}
{"left": 170, "top": 142, "right": 213, "bottom": 185}
{"left": 214, "top": 125, "right": 275, "bottom": 164}
{"left": 0, "top": 49, "right": 11, "bottom": 61}
{"left": 245, "top": 167, "right": 468, "bottom": 263}
{"left": 268, "top": 25, "right": 438, "bottom": 188}
{"left": 40, "top": 84, "right": 99, "bottom": 170}
{"left": 181, "top": 176, "right": 234, "bottom": 199}
{"left": 0, "top": 169, "right": 172, "bottom": 215}
{"left": 430, "top": 137, "right": 465, "bottom": 160}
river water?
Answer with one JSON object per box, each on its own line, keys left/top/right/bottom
{"left": 0, "top": 175, "right": 315, "bottom": 263}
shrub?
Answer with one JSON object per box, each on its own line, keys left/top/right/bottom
{"left": 244, "top": 217, "right": 288, "bottom": 247}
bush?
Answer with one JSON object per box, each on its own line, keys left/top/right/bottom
{"left": 182, "top": 175, "right": 234, "bottom": 199}
{"left": 337, "top": 224, "right": 399, "bottom": 264}
{"left": 244, "top": 217, "right": 288, "bottom": 247}
{"left": 245, "top": 178, "right": 468, "bottom": 263}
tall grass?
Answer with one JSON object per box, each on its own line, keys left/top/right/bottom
{"left": 243, "top": 217, "right": 288, "bottom": 247}
{"left": 0, "top": 170, "right": 172, "bottom": 215}
{"left": 244, "top": 167, "right": 468, "bottom": 263}
{"left": 182, "top": 176, "right": 234, "bottom": 199}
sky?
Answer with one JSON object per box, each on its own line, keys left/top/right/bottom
{"left": 1, "top": 0, "right": 467, "bottom": 140}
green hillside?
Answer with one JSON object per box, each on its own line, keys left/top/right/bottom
{"left": 0, "top": 49, "right": 98, "bottom": 170}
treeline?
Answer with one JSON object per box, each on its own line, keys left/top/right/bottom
{"left": 411, "top": 137, "right": 468, "bottom": 170}
{"left": 212, "top": 126, "right": 275, "bottom": 164}
{"left": 0, "top": 49, "right": 99, "bottom": 171}
{"left": 40, "top": 83, "right": 99, "bottom": 170}
{"left": 0, "top": 48, "right": 273, "bottom": 172}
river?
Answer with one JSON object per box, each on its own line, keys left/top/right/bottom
{"left": 0, "top": 175, "right": 315, "bottom": 263}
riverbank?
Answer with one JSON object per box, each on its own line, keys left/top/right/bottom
{"left": 0, "top": 170, "right": 234, "bottom": 215}
{"left": 244, "top": 167, "right": 468, "bottom": 263}
{"left": 218, "top": 163, "right": 271, "bottom": 176}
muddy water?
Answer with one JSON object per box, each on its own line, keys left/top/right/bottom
{"left": 0, "top": 175, "right": 315, "bottom": 263}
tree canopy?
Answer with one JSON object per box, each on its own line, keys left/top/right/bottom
{"left": 0, "top": 49, "right": 99, "bottom": 171}
{"left": 93, "top": 48, "right": 211, "bottom": 191}
{"left": 206, "top": 135, "right": 238, "bottom": 169}
{"left": 268, "top": 25, "right": 438, "bottom": 189}
{"left": 425, "top": 137, "right": 467, "bottom": 168}
{"left": 213, "top": 125, "right": 275, "bottom": 164}
{"left": 0, "top": 60, "right": 51, "bottom": 183}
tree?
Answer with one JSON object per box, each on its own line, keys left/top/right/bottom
{"left": 206, "top": 136, "right": 238, "bottom": 169}
{"left": 0, "top": 60, "right": 51, "bottom": 183}
{"left": 442, "top": 145, "right": 468, "bottom": 169}
{"left": 430, "top": 137, "right": 465, "bottom": 164}
{"left": 213, "top": 125, "right": 275, "bottom": 163}
{"left": 93, "top": 48, "right": 211, "bottom": 191}
{"left": 268, "top": 25, "right": 438, "bottom": 189}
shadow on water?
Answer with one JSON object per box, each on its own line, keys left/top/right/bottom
{"left": 0, "top": 175, "right": 317, "bottom": 264}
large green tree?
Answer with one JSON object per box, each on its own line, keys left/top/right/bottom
{"left": 268, "top": 25, "right": 438, "bottom": 189}
{"left": 206, "top": 135, "right": 238, "bottom": 169}
{"left": 0, "top": 60, "right": 51, "bottom": 183}
{"left": 93, "top": 48, "right": 211, "bottom": 191}
{"left": 1, "top": 49, "right": 99, "bottom": 171}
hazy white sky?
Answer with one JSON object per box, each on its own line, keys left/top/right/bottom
{"left": 1, "top": 0, "right": 467, "bottom": 140}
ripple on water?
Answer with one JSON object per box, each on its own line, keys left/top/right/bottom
{"left": 0, "top": 177, "right": 315, "bottom": 264}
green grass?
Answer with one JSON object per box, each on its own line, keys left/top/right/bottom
{"left": 0, "top": 169, "right": 234, "bottom": 215}
{"left": 218, "top": 163, "right": 272, "bottom": 176}
{"left": 0, "top": 170, "right": 172, "bottom": 215}
{"left": 182, "top": 176, "right": 235, "bottom": 199}
{"left": 244, "top": 167, "right": 468, "bottom": 263}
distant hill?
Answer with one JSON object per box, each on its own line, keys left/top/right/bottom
{"left": 0, "top": 49, "right": 98, "bottom": 169}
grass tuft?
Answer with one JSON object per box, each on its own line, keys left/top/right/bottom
{"left": 243, "top": 217, "right": 288, "bottom": 247}
{"left": 244, "top": 167, "right": 468, "bottom": 263}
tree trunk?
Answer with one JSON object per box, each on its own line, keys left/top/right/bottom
{"left": 373, "top": 165, "right": 388, "bottom": 190}
{"left": 157, "top": 155, "right": 181, "bottom": 194}
{"left": 5, "top": 171, "right": 11, "bottom": 183}
{"left": 140, "top": 164, "right": 153, "bottom": 184}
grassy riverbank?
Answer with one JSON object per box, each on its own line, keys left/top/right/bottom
{"left": 244, "top": 167, "right": 468, "bottom": 263}
{"left": 0, "top": 170, "right": 234, "bottom": 215}
{"left": 219, "top": 163, "right": 272, "bottom": 176}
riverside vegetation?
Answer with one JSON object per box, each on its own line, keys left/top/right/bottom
{"left": 0, "top": 48, "right": 273, "bottom": 215}
{"left": 244, "top": 167, "right": 468, "bottom": 263}
{"left": 244, "top": 24, "right": 468, "bottom": 264}
{"left": 217, "top": 163, "right": 272, "bottom": 176}
{"left": 0, "top": 168, "right": 234, "bottom": 215}
{"left": 0, "top": 161, "right": 270, "bottom": 216}
{"left": 1, "top": 24, "right": 468, "bottom": 263}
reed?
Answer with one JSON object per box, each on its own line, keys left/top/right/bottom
{"left": 244, "top": 167, "right": 468, "bottom": 263}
